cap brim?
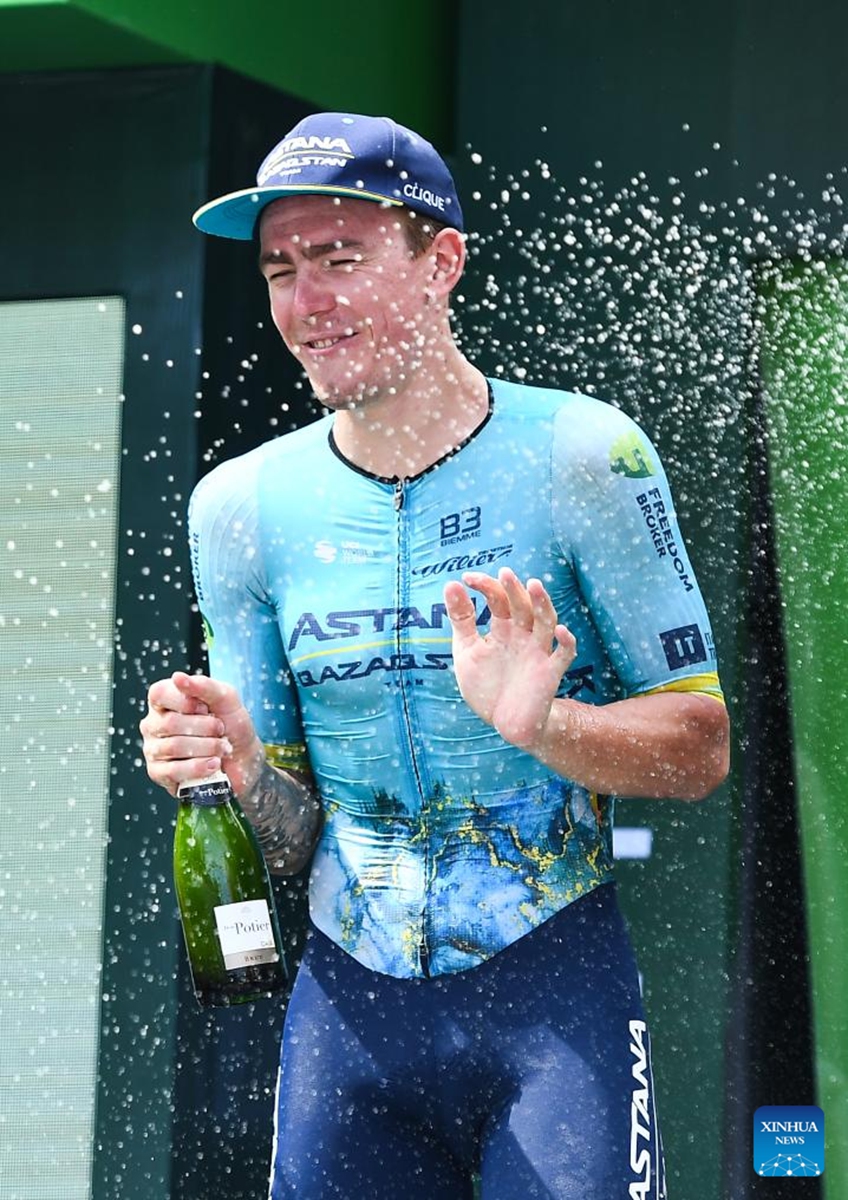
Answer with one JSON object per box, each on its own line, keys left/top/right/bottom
{"left": 192, "top": 185, "right": 405, "bottom": 240}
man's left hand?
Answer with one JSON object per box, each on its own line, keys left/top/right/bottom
{"left": 443, "top": 567, "right": 577, "bottom": 749}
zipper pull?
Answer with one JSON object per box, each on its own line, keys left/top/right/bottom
{"left": 393, "top": 478, "right": 405, "bottom": 511}
{"left": 419, "top": 938, "right": 431, "bottom": 978}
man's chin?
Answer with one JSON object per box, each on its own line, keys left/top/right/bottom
{"left": 307, "top": 375, "right": 373, "bottom": 411}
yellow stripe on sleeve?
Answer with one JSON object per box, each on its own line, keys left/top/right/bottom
{"left": 264, "top": 742, "right": 311, "bottom": 774}
{"left": 638, "top": 672, "right": 725, "bottom": 705}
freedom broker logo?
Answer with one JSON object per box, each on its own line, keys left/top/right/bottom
{"left": 753, "top": 1106, "right": 824, "bottom": 1177}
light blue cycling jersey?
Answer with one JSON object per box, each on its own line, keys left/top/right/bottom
{"left": 189, "top": 378, "right": 723, "bottom": 978}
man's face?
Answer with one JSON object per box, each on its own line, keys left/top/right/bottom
{"left": 258, "top": 195, "right": 435, "bottom": 409}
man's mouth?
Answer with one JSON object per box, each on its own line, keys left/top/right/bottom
{"left": 303, "top": 330, "right": 358, "bottom": 353}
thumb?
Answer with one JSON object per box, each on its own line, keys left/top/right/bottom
{"left": 171, "top": 670, "right": 242, "bottom": 717}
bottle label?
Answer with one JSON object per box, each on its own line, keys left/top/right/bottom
{"left": 214, "top": 899, "right": 279, "bottom": 970}
{"left": 182, "top": 777, "right": 231, "bottom": 806}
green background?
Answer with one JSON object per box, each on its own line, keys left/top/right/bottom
{"left": 0, "top": 0, "right": 452, "bottom": 141}
{"left": 760, "top": 260, "right": 848, "bottom": 1190}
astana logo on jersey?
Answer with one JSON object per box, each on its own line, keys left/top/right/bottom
{"left": 610, "top": 432, "right": 656, "bottom": 479}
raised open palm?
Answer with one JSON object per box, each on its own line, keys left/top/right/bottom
{"left": 443, "top": 567, "right": 577, "bottom": 750}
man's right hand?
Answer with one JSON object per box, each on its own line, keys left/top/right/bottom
{"left": 140, "top": 671, "right": 265, "bottom": 797}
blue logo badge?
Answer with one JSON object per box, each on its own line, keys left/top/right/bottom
{"left": 659, "top": 624, "right": 707, "bottom": 671}
{"left": 753, "top": 1106, "right": 824, "bottom": 1177}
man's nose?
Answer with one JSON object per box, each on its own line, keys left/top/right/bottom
{"left": 292, "top": 265, "right": 336, "bottom": 320}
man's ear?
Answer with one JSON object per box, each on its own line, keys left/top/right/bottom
{"left": 427, "top": 227, "right": 467, "bottom": 298}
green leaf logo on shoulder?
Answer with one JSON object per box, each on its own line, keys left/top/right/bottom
{"left": 201, "top": 614, "right": 215, "bottom": 649}
{"left": 610, "top": 433, "right": 656, "bottom": 479}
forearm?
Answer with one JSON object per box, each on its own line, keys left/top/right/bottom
{"left": 522, "top": 691, "right": 730, "bottom": 801}
{"left": 231, "top": 742, "right": 323, "bottom": 874}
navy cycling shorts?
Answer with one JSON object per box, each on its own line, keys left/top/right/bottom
{"left": 269, "top": 883, "right": 666, "bottom": 1199}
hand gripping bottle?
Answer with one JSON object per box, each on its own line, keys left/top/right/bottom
{"left": 174, "top": 771, "right": 287, "bottom": 1007}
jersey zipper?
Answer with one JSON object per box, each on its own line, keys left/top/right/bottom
{"left": 392, "top": 476, "right": 432, "bottom": 977}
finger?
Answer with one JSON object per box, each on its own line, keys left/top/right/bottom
{"left": 146, "top": 754, "right": 227, "bottom": 797}
{"left": 498, "top": 567, "right": 534, "bottom": 630}
{"left": 443, "top": 580, "right": 482, "bottom": 651}
{"left": 527, "top": 577, "right": 560, "bottom": 643}
{"left": 147, "top": 675, "right": 210, "bottom": 717}
{"left": 554, "top": 623, "right": 577, "bottom": 653}
{"left": 552, "top": 624, "right": 578, "bottom": 670}
{"left": 144, "top": 733, "right": 232, "bottom": 765}
{"left": 460, "top": 571, "right": 511, "bottom": 620}
{"left": 142, "top": 709, "right": 226, "bottom": 741}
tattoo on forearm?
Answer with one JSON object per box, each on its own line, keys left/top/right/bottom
{"left": 237, "top": 759, "right": 322, "bottom": 874}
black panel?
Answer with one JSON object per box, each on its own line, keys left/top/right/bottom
{"left": 722, "top": 381, "right": 820, "bottom": 1199}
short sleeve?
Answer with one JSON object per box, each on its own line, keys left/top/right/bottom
{"left": 551, "top": 397, "right": 723, "bottom": 701}
{"left": 188, "top": 455, "right": 306, "bottom": 747}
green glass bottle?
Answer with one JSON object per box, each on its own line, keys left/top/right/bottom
{"left": 174, "top": 771, "right": 288, "bottom": 1008}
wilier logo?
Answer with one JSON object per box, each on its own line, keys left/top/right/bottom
{"left": 753, "top": 1105, "right": 824, "bottom": 1177}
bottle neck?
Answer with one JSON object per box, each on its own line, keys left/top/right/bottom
{"left": 177, "top": 772, "right": 232, "bottom": 807}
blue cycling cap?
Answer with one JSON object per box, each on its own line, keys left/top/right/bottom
{"left": 193, "top": 111, "right": 463, "bottom": 239}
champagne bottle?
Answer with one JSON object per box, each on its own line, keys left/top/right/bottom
{"left": 174, "top": 770, "right": 288, "bottom": 1008}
